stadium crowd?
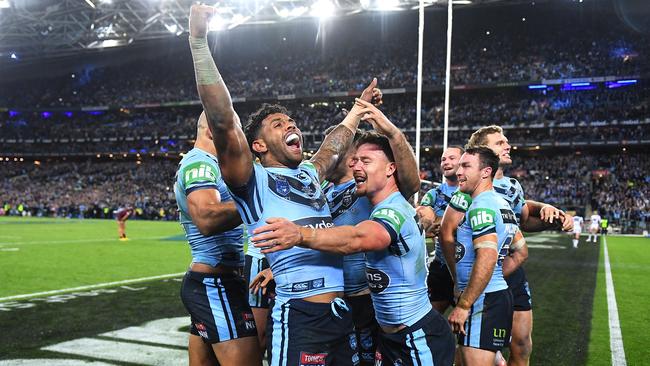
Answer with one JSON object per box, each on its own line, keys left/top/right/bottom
{"left": 1, "top": 4, "right": 649, "bottom": 108}
{"left": 2, "top": 151, "right": 647, "bottom": 233}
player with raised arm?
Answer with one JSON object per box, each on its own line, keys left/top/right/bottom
{"left": 174, "top": 112, "right": 260, "bottom": 366}
{"left": 188, "top": 5, "right": 380, "bottom": 364}
{"left": 416, "top": 146, "right": 464, "bottom": 313}
{"left": 587, "top": 210, "right": 602, "bottom": 243}
{"left": 447, "top": 147, "right": 524, "bottom": 366}
{"left": 321, "top": 100, "right": 420, "bottom": 365}
{"left": 250, "top": 130, "right": 456, "bottom": 366}
{"left": 572, "top": 214, "right": 584, "bottom": 248}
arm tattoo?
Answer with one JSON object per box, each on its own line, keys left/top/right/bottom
{"left": 311, "top": 125, "right": 354, "bottom": 180}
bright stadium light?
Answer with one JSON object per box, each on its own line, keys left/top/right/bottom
{"left": 377, "top": 0, "right": 400, "bottom": 11}
{"left": 310, "top": 0, "right": 336, "bottom": 18}
{"left": 164, "top": 23, "right": 178, "bottom": 34}
{"left": 209, "top": 14, "right": 227, "bottom": 31}
{"left": 0, "top": 0, "right": 11, "bottom": 9}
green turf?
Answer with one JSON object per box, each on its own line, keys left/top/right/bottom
{"left": 586, "top": 238, "right": 610, "bottom": 366}
{"left": 604, "top": 236, "right": 650, "bottom": 365}
{"left": 0, "top": 217, "right": 189, "bottom": 297}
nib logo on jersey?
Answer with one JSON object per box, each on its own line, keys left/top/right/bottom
{"left": 300, "top": 352, "right": 327, "bottom": 366}
{"left": 366, "top": 268, "right": 390, "bottom": 293}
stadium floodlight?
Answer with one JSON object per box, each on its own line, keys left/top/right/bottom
{"left": 274, "top": 5, "right": 308, "bottom": 18}
{"left": 209, "top": 14, "right": 227, "bottom": 31}
{"left": 377, "top": 0, "right": 401, "bottom": 11}
{"left": 310, "top": 0, "right": 336, "bottom": 18}
{"left": 164, "top": 23, "right": 178, "bottom": 34}
{"left": 0, "top": 0, "right": 11, "bottom": 9}
{"left": 10, "top": 52, "right": 17, "bottom": 59}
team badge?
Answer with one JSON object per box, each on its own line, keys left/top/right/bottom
{"left": 360, "top": 332, "right": 374, "bottom": 350}
{"left": 342, "top": 191, "right": 353, "bottom": 207}
{"left": 276, "top": 177, "right": 291, "bottom": 196}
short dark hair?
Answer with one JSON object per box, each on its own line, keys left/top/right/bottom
{"left": 447, "top": 145, "right": 465, "bottom": 154}
{"left": 244, "top": 103, "right": 289, "bottom": 157}
{"left": 355, "top": 131, "right": 395, "bottom": 162}
{"left": 465, "top": 146, "right": 499, "bottom": 178}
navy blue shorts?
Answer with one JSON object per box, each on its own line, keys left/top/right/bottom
{"left": 427, "top": 258, "right": 454, "bottom": 303}
{"left": 267, "top": 297, "right": 359, "bottom": 366}
{"left": 506, "top": 267, "right": 532, "bottom": 311}
{"left": 457, "top": 289, "right": 513, "bottom": 352}
{"left": 244, "top": 254, "right": 273, "bottom": 309}
{"left": 375, "top": 308, "right": 455, "bottom": 366}
{"left": 180, "top": 271, "right": 258, "bottom": 344}
{"left": 347, "top": 294, "right": 379, "bottom": 366}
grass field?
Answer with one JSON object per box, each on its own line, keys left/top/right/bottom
{"left": 0, "top": 217, "right": 648, "bottom": 365}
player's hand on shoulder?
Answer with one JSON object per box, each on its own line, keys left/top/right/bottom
{"left": 251, "top": 217, "right": 302, "bottom": 253}
{"left": 189, "top": 4, "right": 215, "bottom": 38}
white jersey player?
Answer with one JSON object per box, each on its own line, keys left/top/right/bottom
{"left": 587, "top": 212, "right": 601, "bottom": 243}
{"left": 572, "top": 216, "right": 584, "bottom": 248}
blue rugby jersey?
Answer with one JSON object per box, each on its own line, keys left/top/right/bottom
{"left": 174, "top": 148, "right": 244, "bottom": 267}
{"left": 455, "top": 190, "right": 518, "bottom": 293}
{"left": 366, "top": 192, "right": 431, "bottom": 327}
{"left": 419, "top": 182, "right": 459, "bottom": 265}
{"left": 493, "top": 176, "right": 526, "bottom": 224}
{"left": 229, "top": 161, "right": 343, "bottom": 302}
{"left": 324, "top": 179, "right": 373, "bottom": 295}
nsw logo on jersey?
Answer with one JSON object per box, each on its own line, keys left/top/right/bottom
{"left": 469, "top": 208, "right": 496, "bottom": 231}
{"left": 183, "top": 162, "right": 217, "bottom": 186}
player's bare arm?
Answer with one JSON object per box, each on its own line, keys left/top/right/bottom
{"left": 502, "top": 230, "right": 528, "bottom": 277}
{"left": 189, "top": 5, "right": 252, "bottom": 187}
{"left": 187, "top": 189, "right": 242, "bottom": 236}
{"left": 448, "top": 232, "right": 499, "bottom": 335}
{"left": 522, "top": 200, "right": 573, "bottom": 232}
{"left": 439, "top": 206, "right": 465, "bottom": 283}
{"left": 249, "top": 217, "right": 391, "bottom": 255}
{"left": 354, "top": 98, "right": 420, "bottom": 199}
{"left": 416, "top": 206, "right": 439, "bottom": 237}
{"left": 309, "top": 79, "right": 380, "bottom": 181}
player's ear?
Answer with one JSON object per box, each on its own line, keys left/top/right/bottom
{"left": 481, "top": 167, "right": 491, "bottom": 179}
{"left": 252, "top": 139, "right": 268, "bottom": 154}
{"left": 386, "top": 161, "right": 396, "bottom": 177}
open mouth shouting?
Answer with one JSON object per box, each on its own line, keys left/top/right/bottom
{"left": 285, "top": 132, "right": 302, "bottom": 154}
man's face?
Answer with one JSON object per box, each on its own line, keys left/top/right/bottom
{"left": 350, "top": 143, "right": 395, "bottom": 198}
{"left": 255, "top": 113, "right": 303, "bottom": 167}
{"left": 440, "top": 147, "right": 462, "bottom": 180}
{"left": 456, "top": 153, "right": 489, "bottom": 194}
{"left": 484, "top": 132, "right": 512, "bottom": 166}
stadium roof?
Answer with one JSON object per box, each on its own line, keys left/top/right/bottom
{"left": 0, "top": 0, "right": 539, "bottom": 61}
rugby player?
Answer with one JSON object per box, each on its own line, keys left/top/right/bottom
{"left": 572, "top": 214, "right": 584, "bottom": 248}
{"left": 251, "top": 131, "right": 456, "bottom": 366}
{"left": 441, "top": 125, "right": 572, "bottom": 366}
{"left": 321, "top": 100, "right": 420, "bottom": 365}
{"left": 114, "top": 206, "right": 133, "bottom": 241}
{"left": 416, "top": 146, "right": 464, "bottom": 313}
{"left": 447, "top": 147, "right": 524, "bottom": 366}
{"left": 174, "top": 112, "right": 260, "bottom": 366}
{"left": 189, "top": 5, "right": 380, "bottom": 364}
{"left": 587, "top": 210, "right": 602, "bottom": 243}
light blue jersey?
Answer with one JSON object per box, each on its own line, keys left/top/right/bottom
{"left": 366, "top": 192, "right": 431, "bottom": 327}
{"left": 455, "top": 190, "right": 518, "bottom": 293}
{"left": 420, "top": 182, "right": 459, "bottom": 265}
{"left": 229, "top": 161, "right": 343, "bottom": 302}
{"left": 174, "top": 148, "right": 244, "bottom": 267}
{"left": 324, "top": 179, "right": 372, "bottom": 295}
{"left": 493, "top": 176, "right": 526, "bottom": 223}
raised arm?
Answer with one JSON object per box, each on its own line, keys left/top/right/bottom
{"left": 249, "top": 218, "right": 391, "bottom": 256}
{"left": 354, "top": 98, "right": 420, "bottom": 199}
{"left": 188, "top": 5, "right": 252, "bottom": 187}
{"left": 309, "top": 79, "right": 379, "bottom": 181}
{"left": 187, "top": 189, "right": 242, "bottom": 236}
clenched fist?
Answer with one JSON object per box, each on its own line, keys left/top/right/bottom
{"left": 189, "top": 4, "right": 215, "bottom": 38}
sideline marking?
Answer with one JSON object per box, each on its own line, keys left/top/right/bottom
{"left": 603, "top": 236, "right": 627, "bottom": 366}
{"left": 0, "top": 273, "right": 185, "bottom": 302}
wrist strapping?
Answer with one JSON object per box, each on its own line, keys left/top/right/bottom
{"left": 189, "top": 36, "right": 222, "bottom": 85}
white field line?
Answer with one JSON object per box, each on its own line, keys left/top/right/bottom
{"left": 0, "top": 236, "right": 176, "bottom": 246}
{"left": 603, "top": 236, "right": 627, "bottom": 366}
{"left": 0, "top": 272, "right": 185, "bottom": 302}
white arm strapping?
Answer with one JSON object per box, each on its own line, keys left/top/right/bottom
{"left": 189, "top": 36, "right": 222, "bottom": 85}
